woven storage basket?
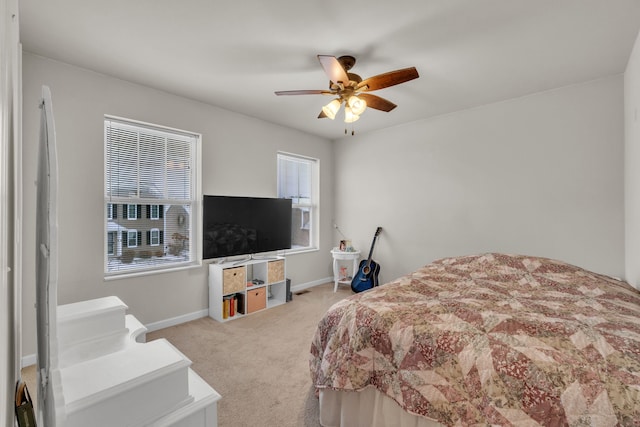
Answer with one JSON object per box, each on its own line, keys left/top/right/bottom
{"left": 267, "top": 260, "right": 284, "bottom": 284}
{"left": 223, "top": 266, "right": 246, "bottom": 294}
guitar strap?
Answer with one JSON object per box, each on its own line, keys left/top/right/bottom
{"left": 15, "top": 380, "right": 37, "bottom": 427}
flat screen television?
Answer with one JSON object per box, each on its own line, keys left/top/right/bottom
{"left": 202, "top": 195, "right": 292, "bottom": 260}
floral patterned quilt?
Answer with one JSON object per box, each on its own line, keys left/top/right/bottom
{"left": 310, "top": 253, "right": 640, "bottom": 426}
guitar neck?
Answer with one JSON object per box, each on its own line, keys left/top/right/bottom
{"left": 365, "top": 227, "right": 382, "bottom": 267}
{"left": 365, "top": 238, "right": 377, "bottom": 265}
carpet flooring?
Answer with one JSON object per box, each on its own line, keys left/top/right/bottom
{"left": 148, "top": 282, "right": 350, "bottom": 426}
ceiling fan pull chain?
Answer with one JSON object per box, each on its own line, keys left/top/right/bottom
{"left": 344, "top": 126, "right": 356, "bottom": 136}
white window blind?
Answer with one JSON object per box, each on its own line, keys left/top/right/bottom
{"left": 105, "top": 117, "right": 199, "bottom": 275}
{"left": 277, "top": 153, "right": 317, "bottom": 251}
{"left": 278, "top": 155, "right": 312, "bottom": 205}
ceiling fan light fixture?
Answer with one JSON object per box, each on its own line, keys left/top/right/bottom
{"left": 322, "top": 99, "right": 341, "bottom": 120}
{"left": 344, "top": 106, "right": 360, "bottom": 123}
{"left": 348, "top": 95, "right": 367, "bottom": 115}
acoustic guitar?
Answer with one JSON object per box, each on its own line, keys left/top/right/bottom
{"left": 351, "top": 227, "right": 382, "bottom": 293}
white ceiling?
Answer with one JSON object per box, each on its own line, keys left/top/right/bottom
{"left": 18, "top": 0, "right": 640, "bottom": 140}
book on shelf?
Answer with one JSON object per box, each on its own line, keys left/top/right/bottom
{"left": 222, "top": 296, "right": 230, "bottom": 319}
{"left": 236, "top": 292, "right": 245, "bottom": 314}
{"left": 223, "top": 294, "right": 240, "bottom": 319}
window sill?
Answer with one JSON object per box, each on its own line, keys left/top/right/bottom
{"left": 104, "top": 261, "right": 202, "bottom": 281}
{"left": 283, "top": 247, "right": 319, "bottom": 256}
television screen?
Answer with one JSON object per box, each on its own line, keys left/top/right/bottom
{"left": 202, "top": 195, "right": 292, "bottom": 259}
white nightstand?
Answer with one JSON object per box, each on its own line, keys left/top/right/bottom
{"left": 330, "top": 248, "right": 361, "bottom": 292}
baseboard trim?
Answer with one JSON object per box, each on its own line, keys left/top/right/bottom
{"left": 145, "top": 309, "right": 209, "bottom": 333}
{"left": 291, "top": 276, "right": 333, "bottom": 293}
{"left": 21, "top": 353, "right": 36, "bottom": 368}
{"left": 21, "top": 277, "right": 334, "bottom": 367}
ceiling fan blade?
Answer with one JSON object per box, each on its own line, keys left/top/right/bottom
{"left": 357, "top": 67, "right": 419, "bottom": 91}
{"left": 318, "top": 110, "right": 328, "bottom": 119}
{"left": 357, "top": 93, "right": 397, "bottom": 112}
{"left": 275, "top": 90, "right": 331, "bottom": 96}
{"left": 317, "top": 55, "right": 349, "bottom": 86}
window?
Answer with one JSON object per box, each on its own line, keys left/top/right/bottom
{"left": 277, "top": 152, "right": 318, "bottom": 252}
{"left": 149, "top": 228, "right": 160, "bottom": 246}
{"left": 107, "top": 231, "right": 116, "bottom": 255}
{"left": 105, "top": 117, "right": 200, "bottom": 276}
{"left": 127, "top": 230, "right": 139, "bottom": 248}
{"left": 127, "top": 204, "right": 138, "bottom": 220}
{"left": 149, "top": 204, "right": 160, "bottom": 220}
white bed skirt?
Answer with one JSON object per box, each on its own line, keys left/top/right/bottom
{"left": 319, "top": 387, "right": 444, "bottom": 427}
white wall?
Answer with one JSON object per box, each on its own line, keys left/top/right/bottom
{"left": 21, "top": 53, "right": 334, "bottom": 357}
{"left": 334, "top": 76, "right": 625, "bottom": 284}
{"left": 625, "top": 31, "right": 640, "bottom": 290}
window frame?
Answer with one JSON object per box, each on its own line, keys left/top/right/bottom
{"left": 107, "top": 231, "right": 117, "bottom": 256}
{"left": 127, "top": 230, "right": 138, "bottom": 248}
{"left": 277, "top": 152, "right": 319, "bottom": 253}
{"left": 127, "top": 204, "right": 138, "bottom": 220}
{"left": 150, "top": 204, "right": 160, "bottom": 220}
{"left": 149, "top": 228, "right": 160, "bottom": 246}
{"left": 104, "top": 116, "right": 202, "bottom": 278}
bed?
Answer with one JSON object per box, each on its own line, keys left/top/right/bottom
{"left": 310, "top": 253, "right": 640, "bottom": 426}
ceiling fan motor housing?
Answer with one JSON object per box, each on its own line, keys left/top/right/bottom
{"left": 337, "top": 55, "right": 356, "bottom": 71}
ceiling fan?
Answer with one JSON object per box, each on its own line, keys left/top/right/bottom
{"left": 275, "top": 55, "right": 419, "bottom": 125}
